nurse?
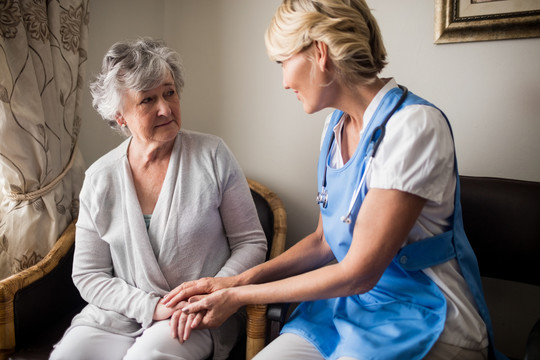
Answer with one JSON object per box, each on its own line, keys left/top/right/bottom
{"left": 163, "top": 1, "right": 503, "bottom": 359}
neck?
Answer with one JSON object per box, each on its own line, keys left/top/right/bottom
{"left": 332, "top": 77, "right": 387, "bottom": 164}
{"left": 336, "top": 77, "right": 386, "bottom": 129}
{"left": 128, "top": 138, "right": 175, "bottom": 169}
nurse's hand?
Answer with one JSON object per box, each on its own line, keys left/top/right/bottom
{"left": 161, "top": 276, "right": 238, "bottom": 308}
{"left": 181, "top": 288, "right": 241, "bottom": 330}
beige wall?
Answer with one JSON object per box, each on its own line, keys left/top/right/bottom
{"left": 81, "top": 0, "right": 540, "bottom": 245}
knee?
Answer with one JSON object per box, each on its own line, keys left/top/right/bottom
{"left": 124, "top": 321, "right": 213, "bottom": 360}
{"left": 123, "top": 322, "right": 172, "bottom": 360}
{"left": 49, "top": 336, "right": 87, "bottom": 360}
{"left": 50, "top": 326, "right": 132, "bottom": 360}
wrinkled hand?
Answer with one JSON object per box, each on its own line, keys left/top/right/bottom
{"left": 153, "top": 299, "right": 187, "bottom": 321}
{"left": 178, "top": 289, "right": 241, "bottom": 333}
{"left": 161, "top": 276, "right": 237, "bottom": 309}
{"left": 170, "top": 307, "right": 207, "bottom": 343}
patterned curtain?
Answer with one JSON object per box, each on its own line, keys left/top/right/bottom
{"left": 0, "top": 0, "right": 89, "bottom": 280}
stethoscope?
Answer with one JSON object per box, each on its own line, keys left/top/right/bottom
{"left": 317, "top": 85, "right": 409, "bottom": 224}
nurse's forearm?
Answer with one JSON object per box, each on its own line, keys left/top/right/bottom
{"left": 236, "top": 214, "right": 333, "bottom": 287}
{"left": 231, "top": 260, "right": 367, "bottom": 306}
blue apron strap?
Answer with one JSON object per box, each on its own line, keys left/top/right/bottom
{"left": 318, "top": 110, "right": 344, "bottom": 190}
{"left": 396, "top": 231, "right": 456, "bottom": 271}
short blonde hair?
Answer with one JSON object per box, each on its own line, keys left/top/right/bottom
{"left": 265, "top": 0, "right": 387, "bottom": 86}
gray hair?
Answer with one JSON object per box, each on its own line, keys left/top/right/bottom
{"left": 89, "top": 38, "right": 185, "bottom": 135}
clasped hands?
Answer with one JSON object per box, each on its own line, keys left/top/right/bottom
{"left": 159, "top": 276, "right": 239, "bottom": 343}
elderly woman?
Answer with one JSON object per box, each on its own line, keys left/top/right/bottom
{"left": 50, "top": 38, "right": 267, "bottom": 360}
{"left": 162, "top": 1, "right": 505, "bottom": 359}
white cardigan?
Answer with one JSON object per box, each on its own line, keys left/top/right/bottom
{"left": 70, "top": 130, "right": 267, "bottom": 359}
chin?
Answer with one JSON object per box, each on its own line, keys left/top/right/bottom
{"left": 302, "top": 102, "right": 314, "bottom": 114}
{"left": 303, "top": 104, "right": 323, "bottom": 115}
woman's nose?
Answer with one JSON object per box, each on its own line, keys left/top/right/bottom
{"left": 282, "top": 77, "right": 290, "bottom": 90}
{"left": 156, "top": 98, "right": 172, "bottom": 117}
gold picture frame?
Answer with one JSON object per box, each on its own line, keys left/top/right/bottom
{"left": 434, "top": 0, "right": 540, "bottom": 44}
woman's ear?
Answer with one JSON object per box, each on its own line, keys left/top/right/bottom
{"left": 314, "top": 41, "right": 329, "bottom": 72}
{"left": 115, "top": 112, "right": 126, "bottom": 127}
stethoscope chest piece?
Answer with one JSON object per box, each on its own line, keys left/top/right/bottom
{"left": 316, "top": 186, "right": 328, "bottom": 208}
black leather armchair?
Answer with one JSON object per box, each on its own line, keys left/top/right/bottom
{"left": 460, "top": 176, "right": 540, "bottom": 360}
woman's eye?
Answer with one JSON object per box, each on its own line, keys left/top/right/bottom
{"left": 165, "top": 89, "right": 175, "bottom": 97}
{"left": 140, "top": 97, "right": 153, "bottom": 104}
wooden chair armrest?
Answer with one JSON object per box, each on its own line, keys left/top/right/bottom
{"left": 246, "top": 178, "right": 287, "bottom": 261}
{"left": 246, "top": 303, "right": 268, "bottom": 360}
{"left": 245, "top": 302, "right": 291, "bottom": 360}
{"left": 0, "top": 220, "right": 76, "bottom": 358}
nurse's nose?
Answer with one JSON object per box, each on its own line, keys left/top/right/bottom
{"left": 283, "top": 79, "right": 291, "bottom": 90}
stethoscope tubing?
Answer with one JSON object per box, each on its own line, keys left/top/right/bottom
{"left": 318, "top": 85, "right": 409, "bottom": 223}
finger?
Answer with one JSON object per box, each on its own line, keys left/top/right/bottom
{"left": 164, "top": 282, "right": 207, "bottom": 307}
{"left": 173, "top": 300, "right": 188, "bottom": 311}
{"left": 177, "top": 313, "right": 189, "bottom": 344}
{"left": 183, "top": 313, "right": 196, "bottom": 341}
{"left": 164, "top": 290, "right": 191, "bottom": 307}
{"left": 162, "top": 284, "right": 185, "bottom": 303}
{"left": 163, "top": 289, "right": 187, "bottom": 306}
{"left": 170, "top": 310, "right": 181, "bottom": 339}
{"left": 162, "top": 291, "right": 179, "bottom": 306}
{"left": 183, "top": 296, "right": 207, "bottom": 314}
{"left": 188, "top": 295, "right": 203, "bottom": 303}
{"left": 182, "top": 304, "right": 195, "bottom": 314}
{"left": 182, "top": 294, "right": 206, "bottom": 312}
{"left": 191, "top": 312, "right": 205, "bottom": 329}
{"left": 163, "top": 280, "right": 199, "bottom": 304}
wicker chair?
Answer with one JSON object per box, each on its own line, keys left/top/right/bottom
{"left": 243, "top": 178, "right": 287, "bottom": 360}
{"left": 0, "top": 178, "right": 287, "bottom": 360}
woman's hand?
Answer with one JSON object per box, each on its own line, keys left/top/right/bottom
{"left": 161, "top": 276, "right": 238, "bottom": 308}
{"left": 169, "top": 307, "right": 207, "bottom": 343}
{"left": 171, "top": 288, "right": 242, "bottom": 341}
{"left": 153, "top": 298, "right": 187, "bottom": 321}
